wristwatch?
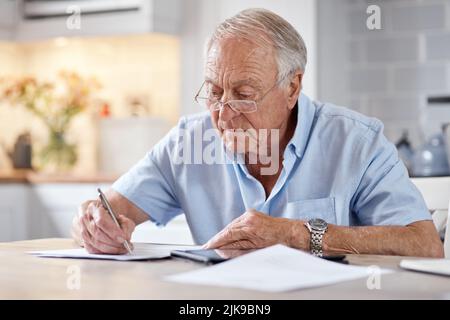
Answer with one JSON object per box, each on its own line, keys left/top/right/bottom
{"left": 305, "top": 218, "right": 328, "bottom": 257}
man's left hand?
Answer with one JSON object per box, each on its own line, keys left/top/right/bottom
{"left": 204, "top": 209, "right": 307, "bottom": 250}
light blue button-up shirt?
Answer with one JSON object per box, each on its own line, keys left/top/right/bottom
{"left": 112, "top": 93, "right": 431, "bottom": 244}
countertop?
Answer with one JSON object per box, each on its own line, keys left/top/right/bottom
{"left": 1, "top": 238, "right": 450, "bottom": 299}
{"left": 0, "top": 170, "right": 118, "bottom": 184}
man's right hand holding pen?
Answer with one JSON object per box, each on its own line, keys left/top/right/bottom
{"left": 71, "top": 194, "right": 137, "bottom": 255}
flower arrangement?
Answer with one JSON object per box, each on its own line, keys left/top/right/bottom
{"left": 0, "top": 71, "right": 101, "bottom": 171}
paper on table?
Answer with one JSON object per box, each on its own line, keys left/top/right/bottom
{"left": 29, "top": 243, "right": 200, "bottom": 261}
{"left": 400, "top": 259, "right": 450, "bottom": 276}
{"left": 166, "top": 244, "right": 393, "bottom": 292}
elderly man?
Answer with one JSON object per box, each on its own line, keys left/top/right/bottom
{"left": 72, "top": 8, "right": 443, "bottom": 258}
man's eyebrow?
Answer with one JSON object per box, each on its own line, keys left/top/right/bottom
{"left": 204, "top": 78, "right": 218, "bottom": 86}
{"left": 204, "top": 77, "right": 263, "bottom": 89}
{"left": 232, "top": 78, "right": 263, "bottom": 89}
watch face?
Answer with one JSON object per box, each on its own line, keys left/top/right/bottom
{"left": 309, "top": 218, "right": 328, "bottom": 231}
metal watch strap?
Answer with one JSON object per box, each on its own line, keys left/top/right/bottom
{"left": 310, "top": 229, "right": 325, "bottom": 257}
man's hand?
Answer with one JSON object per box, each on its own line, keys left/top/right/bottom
{"left": 71, "top": 200, "right": 135, "bottom": 254}
{"left": 203, "top": 209, "right": 308, "bottom": 250}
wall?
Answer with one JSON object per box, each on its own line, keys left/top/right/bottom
{"left": 318, "top": 0, "right": 450, "bottom": 146}
{"left": 180, "top": 0, "right": 318, "bottom": 115}
{"left": 0, "top": 35, "right": 179, "bottom": 173}
{"left": 1, "top": 1, "right": 318, "bottom": 172}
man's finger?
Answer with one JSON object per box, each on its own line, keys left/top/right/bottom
{"left": 91, "top": 205, "right": 127, "bottom": 242}
{"left": 83, "top": 241, "right": 102, "bottom": 254}
{"left": 91, "top": 224, "right": 125, "bottom": 249}
{"left": 204, "top": 227, "right": 246, "bottom": 249}
{"left": 90, "top": 237, "right": 128, "bottom": 254}
{"left": 71, "top": 215, "right": 84, "bottom": 247}
{"left": 83, "top": 235, "right": 124, "bottom": 254}
{"left": 216, "top": 239, "right": 258, "bottom": 250}
{"left": 202, "top": 220, "right": 249, "bottom": 248}
{"left": 117, "top": 215, "right": 135, "bottom": 240}
{"left": 82, "top": 227, "right": 127, "bottom": 254}
{"left": 82, "top": 213, "right": 95, "bottom": 235}
{"left": 81, "top": 228, "right": 95, "bottom": 252}
{"left": 78, "top": 200, "right": 93, "bottom": 219}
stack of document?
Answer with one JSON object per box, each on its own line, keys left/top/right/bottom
{"left": 400, "top": 259, "right": 450, "bottom": 276}
{"left": 166, "top": 244, "right": 392, "bottom": 292}
{"left": 29, "top": 243, "right": 200, "bottom": 261}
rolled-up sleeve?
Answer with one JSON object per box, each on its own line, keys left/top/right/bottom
{"left": 351, "top": 126, "right": 431, "bottom": 226}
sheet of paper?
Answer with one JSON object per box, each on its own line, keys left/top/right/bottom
{"left": 28, "top": 243, "right": 200, "bottom": 261}
{"left": 166, "top": 244, "right": 392, "bottom": 292}
{"left": 400, "top": 259, "right": 450, "bottom": 276}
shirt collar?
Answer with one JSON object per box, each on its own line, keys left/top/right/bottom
{"left": 288, "top": 93, "right": 316, "bottom": 159}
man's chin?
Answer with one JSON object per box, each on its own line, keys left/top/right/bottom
{"left": 223, "top": 139, "right": 246, "bottom": 154}
{"left": 221, "top": 129, "right": 262, "bottom": 156}
{"left": 223, "top": 138, "right": 263, "bottom": 157}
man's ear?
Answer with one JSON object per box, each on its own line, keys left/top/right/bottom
{"left": 287, "top": 71, "right": 303, "bottom": 110}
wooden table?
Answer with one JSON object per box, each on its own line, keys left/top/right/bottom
{"left": 1, "top": 238, "right": 449, "bottom": 299}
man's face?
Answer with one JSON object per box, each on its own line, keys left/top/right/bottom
{"left": 204, "top": 37, "right": 292, "bottom": 155}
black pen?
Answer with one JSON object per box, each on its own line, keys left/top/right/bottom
{"left": 97, "top": 188, "right": 133, "bottom": 254}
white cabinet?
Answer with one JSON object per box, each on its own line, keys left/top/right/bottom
{"left": 0, "top": 182, "right": 194, "bottom": 244}
{"left": 29, "top": 183, "right": 111, "bottom": 238}
{"left": 0, "top": 184, "right": 27, "bottom": 242}
{"left": 31, "top": 183, "right": 194, "bottom": 244}
{"left": 13, "top": 0, "right": 183, "bottom": 41}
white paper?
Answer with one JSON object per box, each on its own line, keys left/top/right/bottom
{"left": 400, "top": 259, "right": 450, "bottom": 276}
{"left": 29, "top": 243, "right": 200, "bottom": 261}
{"left": 166, "top": 244, "right": 392, "bottom": 292}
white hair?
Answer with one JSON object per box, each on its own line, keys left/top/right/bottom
{"left": 206, "top": 8, "right": 307, "bottom": 86}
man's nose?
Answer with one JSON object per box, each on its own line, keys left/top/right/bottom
{"left": 218, "top": 102, "right": 239, "bottom": 121}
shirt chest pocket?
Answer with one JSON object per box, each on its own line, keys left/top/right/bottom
{"left": 285, "top": 197, "right": 336, "bottom": 224}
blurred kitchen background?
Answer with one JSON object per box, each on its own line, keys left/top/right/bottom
{"left": 0, "top": 0, "right": 449, "bottom": 243}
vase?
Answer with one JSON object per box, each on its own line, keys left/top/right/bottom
{"left": 39, "top": 129, "right": 77, "bottom": 173}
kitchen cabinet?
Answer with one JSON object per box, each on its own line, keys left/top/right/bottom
{"left": 13, "top": 0, "right": 183, "bottom": 42}
{"left": 31, "top": 183, "right": 194, "bottom": 244}
{"left": 0, "top": 184, "right": 28, "bottom": 241}
{"left": 0, "top": 181, "right": 194, "bottom": 244}
{"left": 29, "top": 183, "right": 111, "bottom": 238}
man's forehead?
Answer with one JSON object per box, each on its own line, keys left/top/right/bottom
{"left": 205, "top": 39, "right": 276, "bottom": 85}
{"left": 204, "top": 73, "right": 264, "bottom": 88}
{"left": 207, "top": 40, "right": 271, "bottom": 65}
{"left": 204, "top": 63, "right": 268, "bottom": 88}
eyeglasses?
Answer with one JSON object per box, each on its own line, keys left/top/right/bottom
{"left": 194, "top": 78, "right": 282, "bottom": 114}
